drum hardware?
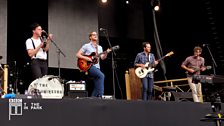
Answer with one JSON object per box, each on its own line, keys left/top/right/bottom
{"left": 7, "top": 61, "right": 20, "bottom": 94}
{"left": 0, "top": 86, "right": 6, "bottom": 96}
{"left": 0, "top": 64, "right": 4, "bottom": 71}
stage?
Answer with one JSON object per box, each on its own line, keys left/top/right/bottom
{"left": 0, "top": 97, "right": 220, "bottom": 126}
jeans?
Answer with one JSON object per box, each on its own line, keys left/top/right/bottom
{"left": 88, "top": 66, "right": 105, "bottom": 97}
{"left": 141, "top": 77, "right": 154, "bottom": 101}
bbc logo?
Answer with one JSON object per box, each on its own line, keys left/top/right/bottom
{"left": 9, "top": 99, "right": 23, "bottom": 120}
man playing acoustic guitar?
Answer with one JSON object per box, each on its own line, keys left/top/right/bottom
{"left": 76, "top": 31, "right": 111, "bottom": 98}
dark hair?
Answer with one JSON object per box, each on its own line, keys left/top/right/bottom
{"left": 142, "top": 42, "right": 150, "bottom": 48}
{"left": 30, "top": 22, "right": 41, "bottom": 31}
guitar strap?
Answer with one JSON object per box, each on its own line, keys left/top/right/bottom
{"left": 148, "top": 53, "right": 155, "bottom": 63}
{"left": 96, "top": 45, "right": 98, "bottom": 55}
{"left": 148, "top": 53, "right": 151, "bottom": 62}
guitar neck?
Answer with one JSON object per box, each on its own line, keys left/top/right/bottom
{"left": 99, "top": 51, "right": 107, "bottom": 56}
{"left": 157, "top": 55, "right": 167, "bottom": 62}
{"left": 93, "top": 45, "right": 119, "bottom": 59}
{"left": 93, "top": 51, "right": 107, "bottom": 59}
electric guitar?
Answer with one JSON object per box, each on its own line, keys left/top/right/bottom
{"left": 135, "top": 51, "right": 174, "bottom": 78}
{"left": 77, "top": 45, "right": 120, "bottom": 72}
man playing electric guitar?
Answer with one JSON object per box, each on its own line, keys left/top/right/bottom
{"left": 76, "top": 31, "right": 111, "bottom": 98}
{"left": 134, "top": 42, "right": 158, "bottom": 101}
{"left": 135, "top": 51, "right": 174, "bottom": 78}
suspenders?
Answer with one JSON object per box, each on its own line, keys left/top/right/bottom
{"left": 30, "top": 38, "right": 36, "bottom": 58}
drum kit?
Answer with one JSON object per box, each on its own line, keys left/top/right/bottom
{"left": 27, "top": 75, "right": 64, "bottom": 99}
{"left": 0, "top": 55, "right": 65, "bottom": 99}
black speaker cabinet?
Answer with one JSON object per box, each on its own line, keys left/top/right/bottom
{"left": 67, "top": 91, "right": 88, "bottom": 99}
{"left": 171, "top": 92, "right": 193, "bottom": 102}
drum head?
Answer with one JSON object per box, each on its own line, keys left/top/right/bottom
{"left": 28, "top": 75, "right": 64, "bottom": 99}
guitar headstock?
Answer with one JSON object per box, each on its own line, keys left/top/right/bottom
{"left": 165, "top": 51, "right": 174, "bottom": 57}
{"left": 106, "top": 45, "right": 120, "bottom": 53}
{"left": 111, "top": 45, "right": 120, "bottom": 51}
{"left": 206, "top": 65, "right": 212, "bottom": 70}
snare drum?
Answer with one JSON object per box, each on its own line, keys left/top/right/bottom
{"left": 28, "top": 75, "right": 64, "bottom": 99}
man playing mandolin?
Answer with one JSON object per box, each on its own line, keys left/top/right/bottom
{"left": 134, "top": 42, "right": 158, "bottom": 101}
{"left": 181, "top": 46, "right": 207, "bottom": 103}
{"left": 76, "top": 31, "right": 111, "bottom": 98}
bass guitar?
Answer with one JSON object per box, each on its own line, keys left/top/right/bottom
{"left": 135, "top": 51, "right": 174, "bottom": 78}
{"left": 77, "top": 45, "right": 119, "bottom": 72}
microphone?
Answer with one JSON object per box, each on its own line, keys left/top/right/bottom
{"left": 202, "top": 44, "right": 209, "bottom": 47}
{"left": 40, "top": 36, "right": 47, "bottom": 49}
{"left": 42, "top": 30, "right": 48, "bottom": 34}
{"left": 99, "top": 28, "right": 107, "bottom": 31}
{"left": 42, "top": 30, "right": 49, "bottom": 37}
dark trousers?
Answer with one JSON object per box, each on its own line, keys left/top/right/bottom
{"left": 141, "top": 77, "right": 154, "bottom": 101}
{"left": 31, "top": 59, "right": 48, "bottom": 80}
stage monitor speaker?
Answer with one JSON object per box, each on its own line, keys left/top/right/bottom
{"left": 15, "top": 94, "right": 42, "bottom": 99}
{"left": 171, "top": 92, "right": 193, "bottom": 102}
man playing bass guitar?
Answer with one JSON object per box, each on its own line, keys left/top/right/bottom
{"left": 76, "top": 31, "right": 111, "bottom": 98}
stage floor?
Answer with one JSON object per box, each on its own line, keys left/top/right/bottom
{"left": 0, "top": 97, "right": 221, "bottom": 126}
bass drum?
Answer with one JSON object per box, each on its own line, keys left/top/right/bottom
{"left": 28, "top": 75, "right": 64, "bottom": 99}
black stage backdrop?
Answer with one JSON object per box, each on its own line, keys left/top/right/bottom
{"left": 6, "top": 0, "right": 224, "bottom": 99}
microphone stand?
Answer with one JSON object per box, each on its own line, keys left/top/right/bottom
{"left": 205, "top": 44, "right": 217, "bottom": 75}
{"left": 14, "top": 61, "right": 19, "bottom": 94}
{"left": 101, "top": 29, "right": 116, "bottom": 99}
{"left": 49, "top": 38, "right": 66, "bottom": 78}
{"left": 43, "top": 31, "right": 66, "bottom": 78}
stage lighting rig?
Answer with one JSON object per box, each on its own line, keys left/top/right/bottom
{"left": 151, "top": 0, "right": 160, "bottom": 11}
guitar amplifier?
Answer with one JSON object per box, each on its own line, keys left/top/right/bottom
{"left": 64, "top": 81, "right": 87, "bottom": 98}
{"left": 65, "top": 81, "right": 86, "bottom": 91}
